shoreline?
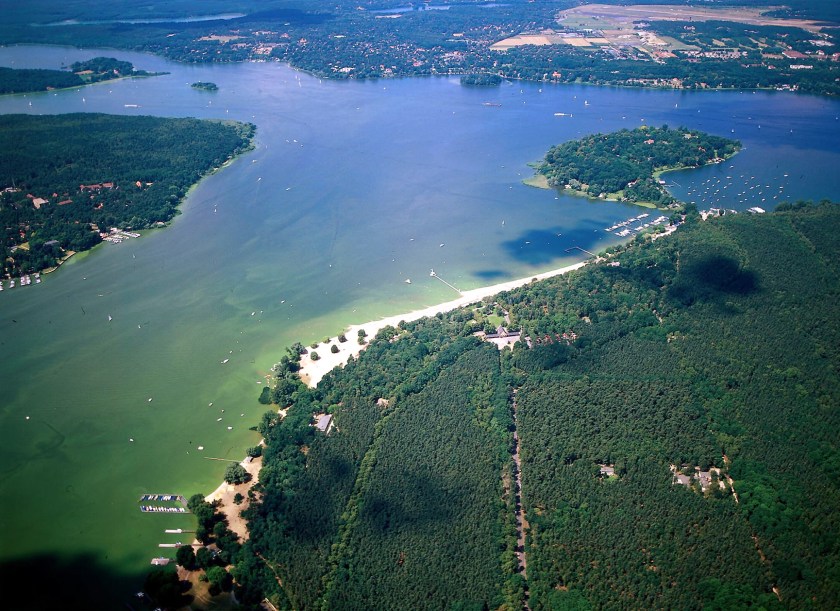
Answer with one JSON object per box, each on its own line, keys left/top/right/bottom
{"left": 297, "top": 259, "right": 590, "bottom": 387}
{"left": 203, "top": 454, "right": 263, "bottom": 541}
{"left": 200, "top": 261, "right": 591, "bottom": 542}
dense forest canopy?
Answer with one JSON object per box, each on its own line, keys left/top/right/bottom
{"left": 0, "top": 113, "right": 254, "bottom": 276}
{"left": 537, "top": 125, "right": 740, "bottom": 205}
{"left": 0, "top": 67, "right": 84, "bottom": 95}
{"left": 212, "top": 202, "right": 840, "bottom": 610}
{"left": 0, "top": 57, "right": 161, "bottom": 94}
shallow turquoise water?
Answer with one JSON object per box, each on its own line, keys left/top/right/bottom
{"left": 0, "top": 45, "right": 838, "bottom": 602}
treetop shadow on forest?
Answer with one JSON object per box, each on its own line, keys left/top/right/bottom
{"left": 668, "top": 253, "right": 760, "bottom": 306}
{"left": 360, "top": 469, "right": 455, "bottom": 533}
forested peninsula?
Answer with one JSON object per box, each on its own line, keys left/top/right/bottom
{"left": 534, "top": 125, "right": 741, "bottom": 207}
{"left": 162, "top": 202, "right": 840, "bottom": 610}
{"left": 0, "top": 114, "right": 254, "bottom": 277}
{"left": 0, "top": 57, "right": 162, "bottom": 95}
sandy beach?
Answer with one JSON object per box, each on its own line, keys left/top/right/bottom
{"left": 298, "top": 260, "right": 590, "bottom": 387}
{"left": 204, "top": 454, "right": 263, "bottom": 541}
{"left": 199, "top": 259, "right": 590, "bottom": 539}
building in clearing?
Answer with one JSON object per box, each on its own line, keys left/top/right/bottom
{"left": 313, "top": 413, "right": 334, "bottom": 434}
{"left": 482, "top": 325, "right": 521, "bottom": 350}
{"left": 598, "top": 464, "right": 616, "bottom": 477}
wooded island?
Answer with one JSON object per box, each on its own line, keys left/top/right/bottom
{"left": 191, "top": 81, "right": 219, "bottom": 91}
{"left": 535, "top": 126, "right": 741, "bottom": 207}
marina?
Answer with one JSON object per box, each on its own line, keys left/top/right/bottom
{"left": 101, "top": 228, "right": 142, "bottom": 244}
{"left": 140, "top": 505, "right": 188, "bottom": 513}
{"left": 0, "top": 273, "right": 40, "bottom": 292}
{"left": 138, "top": 493, "right": 188, "bottom": 513}
{"left": 139, "top": 493, "right": 186, "bottom": 502}
{"left": 605, "top": 213, "right": 671, "bottom": 237}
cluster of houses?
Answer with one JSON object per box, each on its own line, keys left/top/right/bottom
{"left": 670, "top": 464, "right": 728, "bottom": 494}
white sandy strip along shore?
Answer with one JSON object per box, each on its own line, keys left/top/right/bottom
{"left": 298, "top": 260, "right": 590, "bottom": 388}
{"left": 200, "top": 260, "right": 590, "bottom": 537}
{"left": 203, "top": 455, "right": 263, "bottom": 540}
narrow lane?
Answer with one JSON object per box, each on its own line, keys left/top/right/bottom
{"left": 511, "top": 390, "right": 530, "bottom": 609}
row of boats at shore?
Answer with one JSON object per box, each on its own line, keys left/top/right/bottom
{"left": 605, "top": 212, "right": 671, "bottom": 237}
{"left": 102, "top": 229, "right": 141, "bottom": 244}
{"left": 140, "top": 505, "right": 188, "bottom": 513}
{"left": 0, "top": 272, "right": 41, "bottom": 292}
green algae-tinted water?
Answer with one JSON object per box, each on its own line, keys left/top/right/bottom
{"left": 1, "top": 46, "right": 839, "bottom": 604}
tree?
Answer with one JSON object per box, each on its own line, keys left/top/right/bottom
{"left": 331, "top": 344, "right": 340, "bottom": 354}
{"left": 224, "top": 463, "right": 252, "bottom": 485}
{"left": 311, "top": 351, "right": 320, "bottom": 361}
{"left": 187, "top": 494, "right": 215, "bottom": 525}
{"left": 206, "top": 566, "right": 233, "bottom": 596}
{"left": 144, "top": 566, "right": 192, "bottom": 609}
{"left": 196, "top": 546, "right": 214, "bottom": 569}
{"left": 176, "top": 544, "right": 196, "bottom": 570}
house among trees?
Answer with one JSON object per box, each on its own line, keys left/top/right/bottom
{"left": 598, "top": 464, "right": 616, "bottom": 478}
{"left": 482, "top": 325, "right": 521, "bottom": 350}
{"left": 313, "top": 413, "right": 334, "bottom": 434}
{"left": 79, "top": 182, "right": 115, "bottom": 191}
{"left": 670, "top": 464, "right": 727, "bottom": 492}
{"left": 674, "top": 472, "right": 693, "bottom": 486}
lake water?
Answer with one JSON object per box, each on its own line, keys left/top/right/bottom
{"left": 40, "top": 13, "right": 247, "bottom": 26}
{"left": 1, "top": 45, "right": 839, "bottom": 604}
